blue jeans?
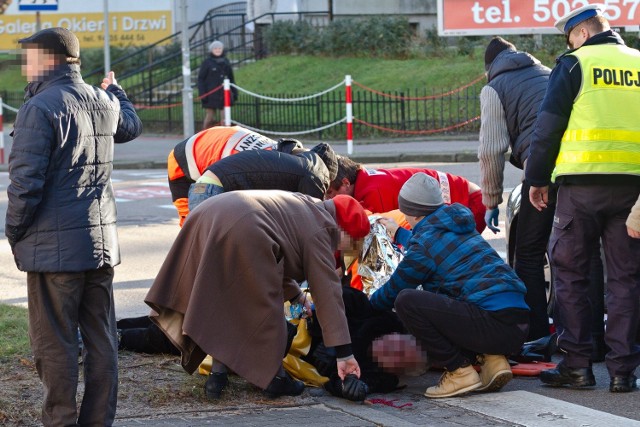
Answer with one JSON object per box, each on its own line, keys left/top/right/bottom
{"left": 188, "top": 182, "right": 225, "bottom": 212}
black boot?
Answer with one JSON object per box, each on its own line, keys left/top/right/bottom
{"left": 204, "top": 372, "right": 228, "bottom": 399}
{"left": 540, "top": 362, "right": 595, "bottom": 388}
{"left": 263, "top": 371, "right": 304, "bottom": 398}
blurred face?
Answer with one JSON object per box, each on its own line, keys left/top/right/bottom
{"left": 21, "top": 46, "right": 58, "bottom": 81}
{"left": 337, "top": 230, "right": 362, "bottom": 254}
{"left": 212, "top": 47, "right": 223, "bottom": 56}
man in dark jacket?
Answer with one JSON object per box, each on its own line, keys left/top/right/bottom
{"left": 478, "top": 37, "right": 553, "bottom": 342}
{"left": 187, "top": 143, "right": 338, "bottom": 212}
{"left": 5, "top": 27, "right": 142, "bottom": 425}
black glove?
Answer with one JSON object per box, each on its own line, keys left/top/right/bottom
{"left": 342, "top": 374, "right": 369, "bottom": 402}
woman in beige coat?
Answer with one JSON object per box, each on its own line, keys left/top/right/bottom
{"left": 145, "top": 191, "right": 370, "bottom": 398}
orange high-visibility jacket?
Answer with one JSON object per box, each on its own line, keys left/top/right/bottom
{"left": 168, "top": 126, "right": 277, "bottom": 225}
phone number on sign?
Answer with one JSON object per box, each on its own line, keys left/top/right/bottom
{"left": 532, "top": 0, "right": 640, "bottom": 23}
{"left": 440, "top": 0, "right": 640, "bottom": 34}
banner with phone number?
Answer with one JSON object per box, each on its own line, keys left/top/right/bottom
{"left": 437, "top": 0, "right": 640, "bottom": 36}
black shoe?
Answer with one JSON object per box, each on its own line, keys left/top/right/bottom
{"left": 263, "top": 371, "right": 304, "bottom": 398}
{"left": 515, "top": 333, "right": 557, "bottom": 363}
{"left": 610, "top": 374, "right": 638, "bottom": 393}
{"left": 204, "top": 372, "right": 228, "bottom": 399}
{"left": 540, "top": 363, "right": 596, "bottom": 388}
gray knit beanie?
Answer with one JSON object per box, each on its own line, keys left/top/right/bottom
{"left": 210, "top": 40, "right": 224, "bottom": 52}
{"left": 398, "top": 173, "right": 444, "bottom": 217}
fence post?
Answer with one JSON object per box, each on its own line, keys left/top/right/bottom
{"left": 223, "top": 79, "right": 232, "bottom": 126}
{"left": 345, "top": 75, "right": 353, "bottom": 155}
{"left": 0, "top": 97, "right": 4, "bottom": 164}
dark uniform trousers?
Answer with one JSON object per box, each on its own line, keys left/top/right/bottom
{"left": 550, "top": 184, "right": 640, "bottom": 376}
{"left": 27, "top": 267, "right": 118, "bottom": 426}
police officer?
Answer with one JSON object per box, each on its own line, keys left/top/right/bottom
{"left": 526, "top": 4, "right": 640, "bottom": 393}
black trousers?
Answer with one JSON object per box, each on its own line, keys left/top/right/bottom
{"left": 550, "top": 184, "right": 640, "bottom": 376}
{"left": 515, "top": 181, "right": 557, "bottom": 340}
{"left": 394, "top": 289, "right": 528, "bottom": 371}
{"left": 27, "top": 268, "right": 118, "bottom": 426}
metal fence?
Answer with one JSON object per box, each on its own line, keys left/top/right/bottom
{"left": 2, "top": 83, "right": 481, "bottom": 139}
{"left": 134, "top": 83, "right": 482, "bottom": 139}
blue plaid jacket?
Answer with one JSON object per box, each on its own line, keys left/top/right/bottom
{"left": 370, "top": 203, "right": 528, "bottom": 312}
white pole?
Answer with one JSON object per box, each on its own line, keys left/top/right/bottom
{"left": 223, "top": 79, "right": 232, "bottom": 126}
{"left": 180, "top": 0, "right": 195, "bottom": 136}
{"left": 345, "top": 75, "right": 353, "bottom": 155}
{"left": 103, "top": 0, "right": 111, "bottom": 74}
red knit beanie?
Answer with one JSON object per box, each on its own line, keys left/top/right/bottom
{"left": 332, "top": 195, "right": 370, "bottom": 239}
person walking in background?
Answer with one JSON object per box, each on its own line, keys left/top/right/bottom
{"left": 5, "top": 27, "right": 142, "bottom": 425}
{"left": 478, "top": 36, "right": 553, "bottom": 342}
{"left": 526, "top": 4, "right": 640, "bottom": 392}
{"left": 198, "top": 40, "right": 237, "bottom": 129}
{"left": 370, "top": 173, "right": 529, "bottom": 398}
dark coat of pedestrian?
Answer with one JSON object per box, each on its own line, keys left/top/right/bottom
{"left": 197, "top": 40, "right": 237, "bottom": 129}
{"left": 145, "top": 191, "right": 369, "bottom": 393}
{"left": 5, "top": 27, "right": 142, "bottom": 425}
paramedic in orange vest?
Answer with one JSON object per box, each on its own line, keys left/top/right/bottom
{"left": 167, "top": 126, "right": 279, "bottom": 226}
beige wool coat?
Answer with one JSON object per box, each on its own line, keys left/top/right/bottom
{"left": 145, "top": 190, "right": 352, "bottom": 389}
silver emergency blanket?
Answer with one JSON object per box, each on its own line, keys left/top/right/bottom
{"left": 357, "top": 216, "right": 404, "bottom": 297}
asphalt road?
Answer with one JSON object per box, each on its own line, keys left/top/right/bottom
{"left": 1, "top": 165, "right": 639, "bottom": 423}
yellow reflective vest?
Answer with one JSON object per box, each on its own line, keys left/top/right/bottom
{"left": 553, "top": 44, "right": 640, "bottom": 181}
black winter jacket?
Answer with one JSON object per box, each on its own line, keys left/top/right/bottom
{"left": 5, "top": 64, "right": 142, "bottom": 272}
{"left": 197, "top": 54, "right": 237, "bottom": 109}
{"left": 486, "top": 50, "right": 550, "bottom": 169}
{"left": 207, "top": 149, "right": 331, "bottom": 199}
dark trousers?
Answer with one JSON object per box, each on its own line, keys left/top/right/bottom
{"left": 27, "top": 268, "right": 118, "bottom": 426}
{"left": 550, "top": 184, "right": 640, "bottom": 376}
{"left": 394, "top": 290, "right": 528, "bottom": 371}
{"left": 117, "top": 316, "right": 180, "bottom": 355}
{"left": 514, "top": 181, "right": 557, "bottom": 340}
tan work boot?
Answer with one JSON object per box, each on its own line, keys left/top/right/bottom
{"left": 424, "top": 365, "right": 482, "bottom": 398}
{"left": 475, "top": 354, "right": 513, "bottom": 392}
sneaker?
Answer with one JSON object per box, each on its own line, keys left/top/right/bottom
{"left": 204, "top": 372, "right": 228, "bottom": 399}
{"left": 475, "top": 354, "right": 513, "bottom": 392}
{"left": 424, "top": 365, "right": 482, "bottom": 398}
{"left": 263, "top": 371, "right": 305, "bottom": 398}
